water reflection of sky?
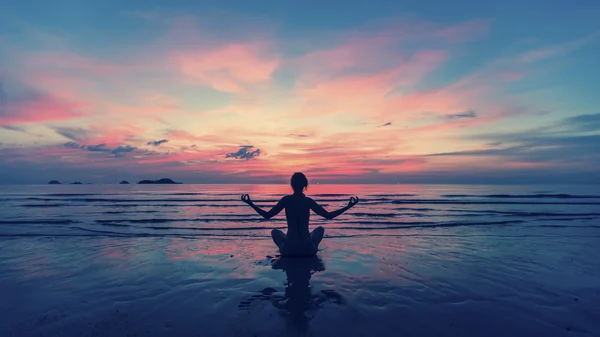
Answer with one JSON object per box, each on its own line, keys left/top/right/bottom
{"left": 1, "top": 234, "right": 598, "bottom": 336}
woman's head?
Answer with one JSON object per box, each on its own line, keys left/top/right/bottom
{"left": 290, "top": 172, "right": 309, "bottom": 193}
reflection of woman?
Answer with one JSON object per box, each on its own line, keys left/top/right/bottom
{"left": 273, "top": 257, "right": 341, "bottom": 332}
{"left": 241, "top": 172, "right": 359, "bottom": 256}
{"left": 238, "top": 257, "right": 345, "bottom": 333}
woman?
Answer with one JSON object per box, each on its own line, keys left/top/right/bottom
{"left": 241, "top": 172, "right": 359, "bottom": 256}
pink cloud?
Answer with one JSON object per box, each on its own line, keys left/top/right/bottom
{"left": 173, "top": 43, "right": 279, "bottom": 94}
{"left": 283, "top": 19, "right": 492, "bottom": 124}
{"left": 0, "top": 93, "right": 82, "bottom": 126}
{"left": 291, "top": 49, "right": 449, "bottom": 120}
{"left": 85, "top": 124, "right": 146, "bottom": 145}
{"left": 149, "top": 16, "right": 280, "bottom": 94}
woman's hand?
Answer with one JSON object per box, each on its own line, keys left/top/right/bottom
{"left": 347, "top": 196, "right": 359, "bottom": 208}
{"left": 241, "top": 194, "right": 252, "bottom": 205}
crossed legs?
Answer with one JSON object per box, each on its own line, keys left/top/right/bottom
{"left": 271, "top": 228, "right": 287, "bottom": 251}
{"left": 271, "top": 226, "right": 325, "bottom": 253}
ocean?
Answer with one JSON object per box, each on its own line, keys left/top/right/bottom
{"left": 1, "top": 184, "right": 599, "bottom": 239}
{"left": 1, "top": 184, "right": 599, "bottom": 336}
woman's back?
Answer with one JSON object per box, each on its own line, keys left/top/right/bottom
{"left": 283, "top": 193, "right": 312, "bottom": 239}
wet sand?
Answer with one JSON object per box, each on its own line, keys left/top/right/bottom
{"left": 1, "top": 234, "right": 598, "bottom": 337}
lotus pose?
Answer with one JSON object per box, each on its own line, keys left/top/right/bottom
{"left": 241, "top": 172, "right": 359, "bottom": 256}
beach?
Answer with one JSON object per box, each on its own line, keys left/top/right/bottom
{"left": 1, "top": 184, "right": 599, "bottom": 336}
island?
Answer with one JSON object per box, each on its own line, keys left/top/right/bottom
{"left": 71, "top": 182, "right": 83, "bottom": 185}
{"left": 137, "top": 178, "right": 182, "bottom": 184}
{"left": 119, "top": 181, "right": 130, "bottom": 184}
{"left": 48, "top": 180, "right": 62, "bottom": 184}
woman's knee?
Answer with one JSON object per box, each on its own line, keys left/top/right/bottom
{"left": 271, "top": 229, "right": 285, "bottom": 239}
{"left": 314, "top": 226, "right": 324, "bottom": 234}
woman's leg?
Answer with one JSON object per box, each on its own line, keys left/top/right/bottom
{"left": 271, "top": 229, "right": 286, "bottom": 251}
{"left": 311, "top": 226, "right": 325, "bottom": 248}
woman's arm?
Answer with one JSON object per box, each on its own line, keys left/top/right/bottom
{"left": 310, "top": 196, "right": 359, "bottom": 220}
{"left": 241, "top": 194, "right": 286, "bottom": 220}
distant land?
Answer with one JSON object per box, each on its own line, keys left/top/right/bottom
{"left": 47, "top": 178, "right": 182, "bottom": 184}
{"left": 138, "top": 178, "right": 182, "bottom": 184}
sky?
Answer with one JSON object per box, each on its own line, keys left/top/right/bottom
{"left": 1, "top": 0, "right": 599, "bottom": 184}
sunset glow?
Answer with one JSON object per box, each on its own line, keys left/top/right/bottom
{"left": 1, "top": 1, "right": 599, "bottom": 184}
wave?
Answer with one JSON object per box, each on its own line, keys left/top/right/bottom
{"left": 310, "top": 194, "right": 349, "bottom": 197}
{"left": 99, "top": 223, "right": 131, "bottom": 227}
{"left": 351, "top": 212, "right": 398, "bottom": 218}
{"left": 97, "top": 220, "right": 544, "bottom": 231}
{"left": 31, "top": 192, "right": 239, "bottom": 197}
{"left": 390, "top": 200, "right": 600, "bottom": 205}
{"left": 3, "top": 232, "right": 598, "bottom": 239}
{"left": 0, "top": 232, "right": 269, "bottom": 239}
{"left": 22, "top": 197, "right": 384, "bottom": 203}
{"left": 442, "top": 194, "right": 600, "bottom": 199}
{"left": 19, "top": 204, "right": 68, "bottom": 208}
{"left": 82, "top": 220, "right": 550, "bottom": 236}
{"left": 19, "top": 203, "right": 251, "bottom": 208}
{"left": 24, "top": 197, "right": 252, "bottom": 203}
{"left": 333, "top": 220, "right": 525, "bottom": 226}
{"left": 446, "top": 210, "right": 600, "bottom": 217}
{"left": 43, "top": 193, "right": 105, "bottom": 197}
{"left": 0, "top": 219, "right": 76, "bottom": 225}
{"left": 138, "top": 226, "right": 282, "bottom": 231}
{"left": 102, "top": 210, "right": 176, "bottom": 214}
{"left": 537, "top": 224, "right": 600, "bottom": 228}
{"left": 93, "top": 218, "right": 526, "bottom": 227}
{"left": 394, "top": 207, "right": 437, "bottom": 212}
{"left": 157, "top": 193, "right": 241, "bottom": 196}
{"left": 369, "top": 194, "right": 418, "bottom": 197}
{"left": 95, "top": 218, "right": 264, "bottom": 224}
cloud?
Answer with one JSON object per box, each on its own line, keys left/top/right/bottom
{"left": 64, "top": 142, "right": 84, "bottom": 149}
{"left": 378, "top": 122, "right": 392, "bottom": 127}
{"left": 557, "top": 113, "right": 600, "bottom": 133}
{"left": 445, "top": 110, "right": 477, "bottom": 119}
{"left": 54, "top": 127, "right": 96, "bottom": 142}
{"left": 111, "top": 145, "right": 136, "bottom": 154}
{"left": 63, "top": 142, "right": 137, "bottom": 157}
{"left": 1, "top": 125, "right": 27, "bottom": 133}
{"left": 427, "top": 113, "right": 600, "bottom": 170}
{"left": 426, "top": 147, "right": 520, "bottom": 157}
{"left": 166, "top": 130, "right": 221, "bottom": 143}
{"left": 0, "top": 89, "right": 82, "bottom": 126}
{"left": 518, "top": 32, "right": 600, "bottom": 64}
{"left": 174, "top": 43, "right": 279, "bottom": 94}
{"left": 147, "top": 139, "right": 169, "bottom": 147}
{"left": 111, "top": 145, "right": 136, "bottom": 158}
{"left": 86, "top": 144, "right": 110, "bottom": 152}
{"left": 225, "top": 145, "right": 261, "bottom": 160}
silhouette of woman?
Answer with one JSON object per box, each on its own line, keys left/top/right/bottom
{"left": 241, "top": 172, "right": 359, "bottom": 256}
